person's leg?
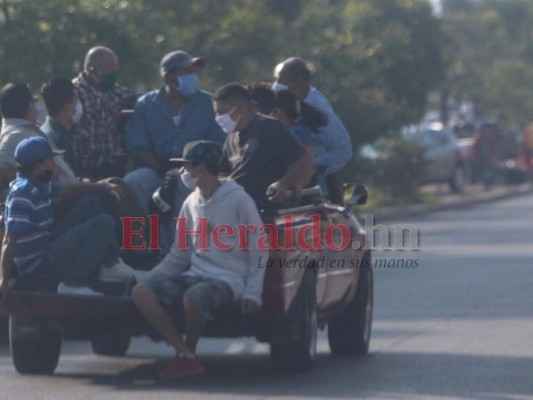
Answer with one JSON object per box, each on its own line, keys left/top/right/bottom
{"left": 131, "top": 282, "right": 192, "bottom": 354}
{"left": 48, "top": 214, "right": 119, "bottom": 287}
{"left": 54, "top": 195, "right": 105, "bottom": 236}
{"left": 123, "top": 168, "right": 163, "bottom": 213}
{"left": 183, "top": 296, "right": 207, "bottom": 354}
{"left": 182, "top": 279, "right": 234, "bottom": 353}
{"left": 160, "top": 183, "right": 190, "bottom": 253}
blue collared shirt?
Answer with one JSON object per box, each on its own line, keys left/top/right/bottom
{"left": 304, "top": 87, "right": 353, "bottom": 177}
{"left": 3, "top": 175, "right": 60, "bottom": 277}
{"left": 125, "top": 88, "right": 226, "bottom": 162}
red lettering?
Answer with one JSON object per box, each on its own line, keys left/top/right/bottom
{"left": 257, "top": 224, "right": 281, "bottom": 251}
{"left": 176, "top": 217, "right": 209, "bottom": 250}
{"left": 121, "top": 217, "right": 146, "bottom": 250}
{"left": 296, "top": 214, "right": 322, "bottom": 251}
{"left": 212, "top": 224, "right": 235, "bottom": 251}
{"left": 148, "top": 214, "right": 161, "bottom": 250}
{"left": 237, "top": 224, "right": 256, "bottom": 250}
{"left": 325, "top": 224, "right": 351, "bottom": 250}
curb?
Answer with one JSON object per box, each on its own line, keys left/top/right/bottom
{"left": 366, "top": 184, "right": 533, "bottom": 222}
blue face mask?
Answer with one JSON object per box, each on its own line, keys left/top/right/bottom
{"left": 177, "top": 73, "right": 198, "bottom": 97}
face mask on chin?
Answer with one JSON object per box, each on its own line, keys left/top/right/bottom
{"left": 180, "top": 170, "right": 199, "bottom": 190}
{"left": 216, "top": 108, "right": 240, "bottom": 134}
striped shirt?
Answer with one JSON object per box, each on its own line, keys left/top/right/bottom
{"left": 3, "top": 175, "right": 60, "bottom": 277}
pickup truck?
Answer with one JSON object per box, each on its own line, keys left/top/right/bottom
{"left": 0, "top": 184, "right": 373, "bottom": 375}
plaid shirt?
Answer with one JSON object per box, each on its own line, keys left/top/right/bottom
{"left": 72, "top": 73, "right": 135, "bottom": 171}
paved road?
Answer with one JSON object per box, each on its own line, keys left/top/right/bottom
{"left": 1, "top": 193, "right": 532, "bottom": 400}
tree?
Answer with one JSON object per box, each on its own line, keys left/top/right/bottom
{"left": 0, "top": 0, "right": 445, "bottom": 178}
{"left": 442, "top": 0, "right": 533, "bottom": 124}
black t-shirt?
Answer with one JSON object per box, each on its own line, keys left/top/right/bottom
{"left": 221, "top": 114, "right": 305, "bottom": 210}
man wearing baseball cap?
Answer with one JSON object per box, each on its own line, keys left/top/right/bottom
{"left": 0, "top": 137, "right": 141, "bottom": 297}
{"left": 124, "top": 50, "right": 226, "bottom": 213}
{"left": 124, "top": 50, "right": 227, "bottom": 252}
{"left": 132, "top": 140, "right": 267, "bottom": 380}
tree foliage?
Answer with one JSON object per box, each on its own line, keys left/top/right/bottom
{"left": 442, "top": 0, "right": 533, "bottom": 124}
{"left": 0, "top": 0, "right": 444, "bottom": 154}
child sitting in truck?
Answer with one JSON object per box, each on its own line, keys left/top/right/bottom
{"left": 132, "top": 140, "right": 268, "bottom": 380}
{"left": 0, "top": 137, "right": 141, "bottom": 297}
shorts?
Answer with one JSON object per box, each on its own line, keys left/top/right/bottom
{"left": 145, "top": 273, "right": 234, "bottom": 320}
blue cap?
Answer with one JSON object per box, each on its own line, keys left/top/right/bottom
{"left": 160, "top": 50, "right": 205, "bottom": 76}
{"left": 15, "top": 137, "right": 64, "bottom": 167}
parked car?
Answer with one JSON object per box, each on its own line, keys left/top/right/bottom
{"left": 361, "top": 123, "right": 467, "bottom": 193}
{"left": 0, "top": 185, "right": 373, "bottom": 375}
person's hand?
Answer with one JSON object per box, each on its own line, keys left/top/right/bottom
{"left": 267, "top": 181, "right": 290, "bottom": 203}
{"left": 99, "top": 183, "right": 125, "bottom": 202}
{"left": 241, "top": 298, "right": 260, "bottom": 315}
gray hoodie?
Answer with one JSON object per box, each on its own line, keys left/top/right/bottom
{"left": 153, "top": 179, "right": 269, "bottom": 305}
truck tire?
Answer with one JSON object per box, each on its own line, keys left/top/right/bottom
{"left": 328, "top": 252, "right": 373, "bottom": 356}
{"left": 270, "top": 268, "right": 317, "bottom": 372}
{"left": 91, "top": 322, "right": 131, "bottom": 357}
{"left": 10, "top": 315, "right": 61, "bottom": 374}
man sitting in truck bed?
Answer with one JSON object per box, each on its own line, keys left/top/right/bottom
{"left": 132, "top": 140, "right": 267, "bottom": 380}
{"left": 0, "top": 137, "right": 140, "bottom": 297}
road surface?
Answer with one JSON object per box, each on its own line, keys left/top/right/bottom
{"left": 1, "top": 193, "right": 532, "bottom": 400}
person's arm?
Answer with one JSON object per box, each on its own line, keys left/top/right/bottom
{"left": 125, "top": 98, "right": 163, "bottom": 171}
{"left": 1, "top": 195, "right": 30, "bottom": 299}
{"left": 58, "top": 182, "right": 121, "bottom": 199}
{"left": 313, "top": 110, "right": 352, "bottom": 176}
{"left": 148, "top": 204, "right": 193, "bottom": 277}
{"left": 0, "top": 232, "right": 19, "bottom": 299}
{"left": 267, "top": 150, "right": 314, "bottom": 203}
{"left": 265, "top": 122, "right": 315, "bottom": 202}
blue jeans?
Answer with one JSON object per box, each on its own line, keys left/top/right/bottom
{"left": 46, "top": 196, "right": 119, "bottom": 287}
{"left": 123, "top": 167, "right": 189, "bottom": 253}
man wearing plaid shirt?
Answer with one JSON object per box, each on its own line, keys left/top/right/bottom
{"left": 72, "top": 46, "right": 136, "bottom": 180}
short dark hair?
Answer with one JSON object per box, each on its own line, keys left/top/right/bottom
{"left": 41, "top": 78, "right": 76, "bottom": 118}
{"left": 246, "top": 82, "right": 275, "bottom": 115}
{"left": 0, "top": 83, "right": 33, "bottom": 119}
{"left": 213, "top": 82, "right": 251, "bottom": 104}
{"left": 279, "top": 57, "right": 312, "bottom": 82}
{"left": 275, "top": 90, "right": 327, "bottom": 133}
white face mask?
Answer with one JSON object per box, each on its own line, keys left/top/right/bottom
{"left": 216, "top": 108, "right": 239, "bottom": 134}
{"left": 272, "top": 81, "right": 288, "bottom": 91}
{"left": 181, "top": 170, "right": 199, "bottom": 190}
{"left": 72, "top": 99, "right": 83, "bottom": 123}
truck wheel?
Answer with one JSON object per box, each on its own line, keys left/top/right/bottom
{"left": 328, "top": 253, "right": 373, "bottom": 356}
{"left": 270, "top": 269, "right": 317, "bottom": 372}
{"left": 0, "top": 316, "right": 8, "bottom": 344}
{"left": 91, "top": 322, "right": 131, "bottom": 357}
{"left": 10, "top": 315, "right": 61, "bottom": 374}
